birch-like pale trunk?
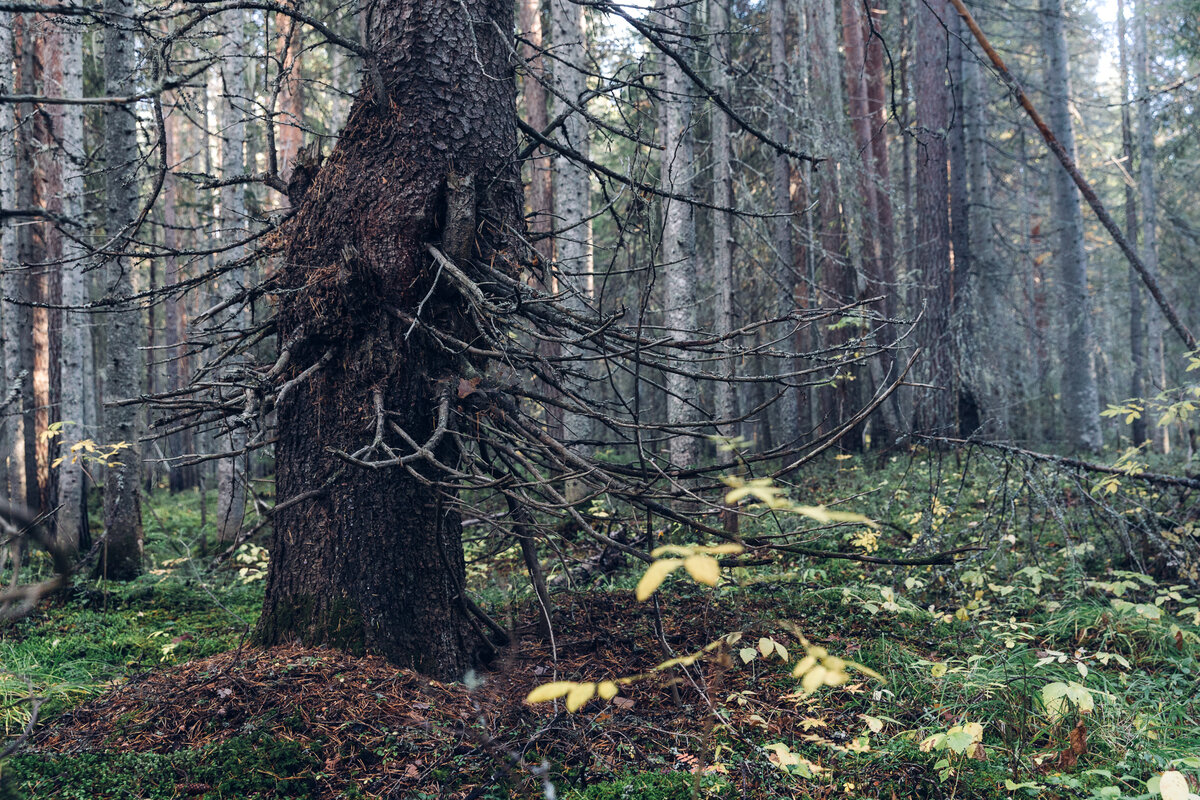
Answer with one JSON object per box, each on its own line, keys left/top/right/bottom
{"left": 550, "top": 0, "right": 594, "bottom": 480}
{"left": 709, "top": 0, "right": 736, "bottom": 438}
{"left": 1041, "top": 0, "right": 1101, "bottom": 452}
{"left": 655, "top": 0, "right": 699, "bottom": 471}
{"left": 101, "top": 0, "right": 145, "bottom": 579}
{"left": 1134, "top": 0, "right": 1165, "bottom": 453}
{"left": 216, "top": 9, "right": 249, "bottom": 543}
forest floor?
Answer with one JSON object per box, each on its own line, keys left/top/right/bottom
{"left": 2, "top": 449, "right": 1199, "bottom": 799}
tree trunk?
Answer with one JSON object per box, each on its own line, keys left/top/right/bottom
{"left": 48, "top": 14, "right": 90, "bottom": 550}
{"left": 768, "top": 0, "right": 798, "bottom": 448}
{"left": 913, "top": 0, "right": 955, "bottom": 435}
{"left": 655, "top": 0, "right": 699, "bottom": 469}
{"left": 549, "top": 0, "right": 591, "bottom": 465}
{"left": 256, "top": 0, "right": 522, "bottom": 679}
{"left": 1134, "top": 0, "right": 1164, "bottom": 452}
{"left": 215, "top": 10, "right": 249, "bottom": 544}
{"left": 11, "top": 14, "right": 39, "bottom": 510}
{"left": 275, "top": 6, "right": 305, "bottom": 181}
{"left": 1041, "top": 0, "right": 1101, "bottom": 452}
{"left": 0, "top": 11, "right": 13, "bottom": 500}
{"left": 1118, "top": 0, "right": 1147, "bottom": 447}
{"left": 709, "top": 0, "right": 736, "bottom": 438}
{"left": 100, "top": 0, "right": 145, "bottom": 580}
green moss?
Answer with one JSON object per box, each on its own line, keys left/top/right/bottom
{"left": 563, "top": 772, "right": 731, "bottom": 800}
{"left": 6, "top": 731, "right": 320, "bottom": 800}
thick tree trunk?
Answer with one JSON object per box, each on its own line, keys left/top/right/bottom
{"left": 913, "top": 0, "right": 955, "bottom": 435}
{"left": 257, "top": 0, "right": 522, "bottom": 679}
{"left": 655, "top": 0, "right": 699, "bottom": 469}
{"left": 100, "top": 0, "right": 145, "bottom": 580}
{"left": 1041, "top": 0, "right": 1101, "bottom": 452}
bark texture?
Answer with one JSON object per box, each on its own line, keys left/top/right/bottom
{"left": 256, "top": 0, "right": 522, "bottom": 680}
{"left": 655, "top": 0, "right": 699, "bottom": 470}
{"left": 913, "top": 0, "right": 955, "bottom": 435}
{"left": 101, "top": 0, "right": 145, "bottom": 579}
{"left": 51, "top": 14, "right": 90, "bottom": 549}
{"left": 1041, "top": 0, "right": 1101, "bottom": 452}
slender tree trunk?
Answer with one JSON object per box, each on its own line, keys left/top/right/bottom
{"left": 47, "top": 14, "right": 90, "bottom": 550}
{"left": 275, "top": 7, "right": 305, "bottom": 180}
{"left": 913, "top": 0, "right": 955, "bottom": 434}
{"left": 550, "top": 0, "right": 594, "bottom": 476}
{"left": 0, "top": 12, "right": 13, "bottom": 500}
{"left": 1118, "top": 0, "right": 1147, "bottom": 447}
{"left": 1134, "top": 0, "right": 1165, "bottom": 452}
{"left": 962, "top": 21, "right": 1003, "bottom": 435}
{"left": 257, "top": 0, "right": 522, "bottom": 678}
{"left": 100, "top": 0, "right": 145, "bottom": 580}
{"left": 768, "top": 0, "right": 798, "bottom": 448}
{"left": 1041, "top": 0, "right": 1101, "bottom": 452}
{"left": 709, "top": 0, "right": 736, "bottom": 438}
{"left": 11, "top": 14, "right": 39, "bottom": 510}
{"left": 216, "top": 10, "right": 249, "bottom": 544}
{"left": 655, "top": 0, "right": 699, "bottom": 469}
{"left": 521, "top": 0, "right": 562, "bottom": 441}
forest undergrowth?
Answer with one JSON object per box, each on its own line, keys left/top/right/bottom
{"left": 1, "top": 446, "right": 1198, "bottom": 800}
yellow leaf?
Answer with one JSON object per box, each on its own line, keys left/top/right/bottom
{"left": 793, "top": 505, "right": 878, "bottom": 528}
{"left": 930, "top": 662, "right": 948, "bottom": 678}
{"left": 801, "top": 665, "right": 827, "bottom": 694}
{"left": 651, "top": 544, "right": 696, "bottom": 558}
{"left": 526, "top": 681, "right": 577, "bottom": 704}
{"left": 1159, "top": 771, "right": 1189, "bottom": 800}
{"left": 684, "top": 555, "right": 721, "bottom": 587}
{"left": 565, "top": 682, "right": 596, "bottom": 712}
{"left": 597, "top": 681, "right": 619, "bottom": 700}
{"left": 636, "top": 558, "right": 683, "bottom": 601}
{"left": 758, "top": 637, "right": 774, "bottom": 658}
{"left": 861, "top": 714, "right": 884, "bottom": 733}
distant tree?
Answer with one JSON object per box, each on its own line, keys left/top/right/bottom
{"left": 1041, "top": 0, "right": 1102, "bottom": 452}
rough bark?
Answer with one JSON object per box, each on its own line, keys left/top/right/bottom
{"left": 655, "top": 0, "right": 699, "bottom": 470}
{"left": 1041, "top": 0, "right": 1101, "bottom": 452}
{"left": 49, "top": 14, "right": 90, "bottom": 549}
{"left": 0, "top": 12, "right": 13, "bottom": 499}
{"left": 100, "top": 0, "right": 145, "bottom": 580}
{"left": 550, "top": 0, "right": 593, "bottom": 471}
{"left": 256, "top": 0, "right": 522, "bottom": 679}
{"left": 913, "top": 0, "right": 956, "bottom": 435}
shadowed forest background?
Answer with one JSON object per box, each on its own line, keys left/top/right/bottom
{"left": 0, "top": 0, "right": 1198, "bottom": 797}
